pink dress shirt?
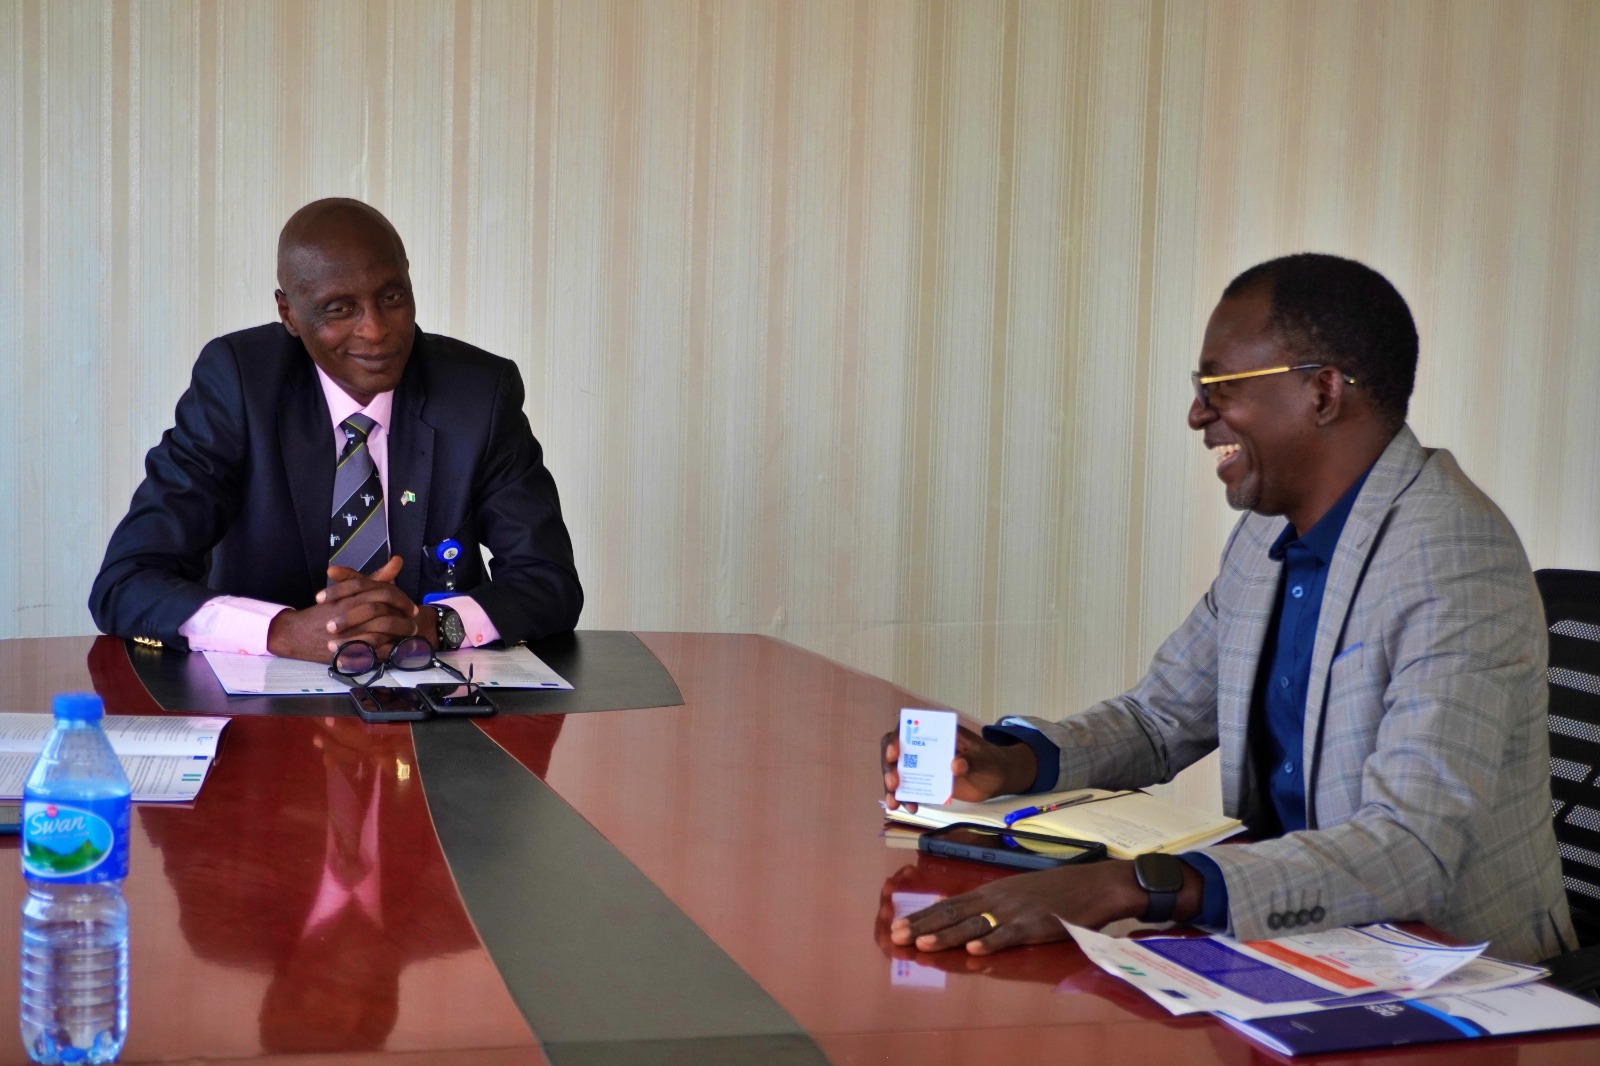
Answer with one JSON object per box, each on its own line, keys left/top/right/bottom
{"left": 178, "top": 366, "right": 501, "bottom": 654}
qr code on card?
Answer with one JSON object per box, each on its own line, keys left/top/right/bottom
{"left": 903, "top": 753, "right": 918, "bottom": 768}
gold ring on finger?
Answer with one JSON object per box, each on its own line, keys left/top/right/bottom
{"left": 979, "top": 911, "right": 999, "bottom": 931}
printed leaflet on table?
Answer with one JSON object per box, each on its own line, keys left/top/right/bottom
{"left": 0, "top": 712, "right": 229, "bottom": 803}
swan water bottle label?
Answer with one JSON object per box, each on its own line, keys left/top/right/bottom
{"left": 20, "top": 796, "right": 130, "bottom": 882}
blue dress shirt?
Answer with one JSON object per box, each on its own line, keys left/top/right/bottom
{"left": 1251, "top": 466, "right": 1372, "bottom": 838}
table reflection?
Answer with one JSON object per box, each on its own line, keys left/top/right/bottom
{"left": 874, "top": 855, "right": 1098, "bottom": 986}
{"left": 140, "top": 719, "right": 474, "bottom": 1054}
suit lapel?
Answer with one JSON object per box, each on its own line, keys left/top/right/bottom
{"left": 1300, "top": 426, "right": 1427, "bottom": 825}
{"left": 387, "top": 339, "right": 434, "bottom": 604}
{"left": 282, "top": 360, "right": 335, "bottom": 582}
{"left": 1217, "top": 520, "right": 1282, "bottom": 821}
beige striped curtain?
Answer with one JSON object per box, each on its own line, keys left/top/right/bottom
{"left": 4, "top": 1, "right": 1598, "bottom": 809}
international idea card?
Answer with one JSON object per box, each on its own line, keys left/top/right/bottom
{"left": 895, "top": 709, "right": 957, "bottom": 806}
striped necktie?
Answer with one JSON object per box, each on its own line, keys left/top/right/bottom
{"left": 329, "top": 414, "right": 389, "bottom": 573}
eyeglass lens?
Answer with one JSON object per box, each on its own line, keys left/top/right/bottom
{"left": 332, "top": 641, "right": 378, "bottom": 677}
{"left": 390, "top": 636, "right": 434, "bottom": 670}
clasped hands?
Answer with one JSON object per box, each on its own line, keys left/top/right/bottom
{"left": 266, "top": 555, "right": 438, "bottom": 663}
{"left": 881, "top": 724, "right": 1199, "bottom": 956}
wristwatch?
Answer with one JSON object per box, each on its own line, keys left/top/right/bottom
{"left": 433, "top": 604, "right": 466, "bottom": 651}
{"left": 1134, "top": 852, "right": 1186, "bottom": 923}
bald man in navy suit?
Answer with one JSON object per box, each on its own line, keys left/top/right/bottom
{"left": 91, "top": 198, "right": 582, "bottom": 661}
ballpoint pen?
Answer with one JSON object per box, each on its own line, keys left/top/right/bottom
{"left": 1002, "top": 790, "right": 1098, "bottom": 825}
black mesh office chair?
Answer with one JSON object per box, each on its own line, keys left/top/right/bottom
{"left": 1536, "top": 569, "right": 1600, "bottom": 994}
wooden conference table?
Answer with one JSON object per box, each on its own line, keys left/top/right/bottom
{"left": 0, "top": 633, "right": 1595, "bottom": 1066}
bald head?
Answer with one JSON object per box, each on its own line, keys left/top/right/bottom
{"left": 273, "top": 198, "right": 416, "bottom": 405}
{"left": 276, "top": 198, "right": 408, "bottom": 294}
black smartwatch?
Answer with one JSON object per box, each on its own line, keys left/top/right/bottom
{"left": 1133, "top": 852, "right": 1186, "bottom": 923}
{"left": 433, "top": 604, "right": 466, "bottom": 651}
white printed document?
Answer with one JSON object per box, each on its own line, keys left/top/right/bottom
{"left": 1066, "top": 923, "right": 1517, "bottom": 1021}
{"left": 0, "top": 712, "right": 230, "bottom": 803}
{"left": 201, "top": 645, "right": 572, "bottom": 695}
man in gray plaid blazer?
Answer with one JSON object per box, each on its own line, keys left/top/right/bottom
{"left": 886, "top": 254, "right": 1573, "bottom": 965}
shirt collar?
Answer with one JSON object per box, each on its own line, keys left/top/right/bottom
{"left": 314, "top": 364, "right": 394, "bottom": 435}
{"left": 1268, "top": 465, "right": 1374, "bottom": 563}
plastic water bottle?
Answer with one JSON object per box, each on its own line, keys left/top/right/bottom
{"left": 18, "top": 693, "right": 130, "bottom": 1065}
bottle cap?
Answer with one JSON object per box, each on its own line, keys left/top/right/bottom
{"left": 53, "top": 692, "right": 104, "bottom": 722}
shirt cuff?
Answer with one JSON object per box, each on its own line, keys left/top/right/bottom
{"left": 1178, "top": 852, "right": 1229, "bottom": 931}
{"left": 437, "top": 596, "right": 500, "bottom": 648}
{"left": 980, "top": 722, "right": 1060, "bottom": 793}
{"left": 178, "top": 596, "right": 290, "bottom": 656}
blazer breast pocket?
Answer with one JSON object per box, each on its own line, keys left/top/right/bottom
{"left": 1327, "top": 640, "right": 1382, "bottom": 711}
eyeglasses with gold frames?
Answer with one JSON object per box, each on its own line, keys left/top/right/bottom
{"left": 1190, "top": 363, "right": 1356, "bottom": 408}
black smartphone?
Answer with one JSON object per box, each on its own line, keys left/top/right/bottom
{"left": 417, "top": 682, "right": 498, "bottom": 717}
{"left": 918, "top": 822, "right": 1107, "bottom": 871}
{"left": 349, "top": 685, "right": 430, "bottom": 723}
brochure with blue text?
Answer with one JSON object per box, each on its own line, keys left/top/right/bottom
{"left": 1221, "top": 981, "right": 1600, "bottom": 1056}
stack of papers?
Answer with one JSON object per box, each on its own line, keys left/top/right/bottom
{"left": 0, "top": 713, "right": 230, "bottom": 803}
{"left": 885, "top": 788, "right": 1242, "bottom": 859}
{"left": 1069, "top": 922, "right": 1600, "bottom": 1054}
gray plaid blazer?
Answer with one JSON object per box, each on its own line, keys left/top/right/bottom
{"left": 1017, "top": 426, "right": 1573, "bottom": 962}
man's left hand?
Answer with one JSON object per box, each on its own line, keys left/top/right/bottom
{"left": 889, "top": 859, "right": 1202, "bottom": 955}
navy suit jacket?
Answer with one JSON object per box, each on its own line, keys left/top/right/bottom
{"left": 90, "top": 323, "right": 583, "bottom": 649}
